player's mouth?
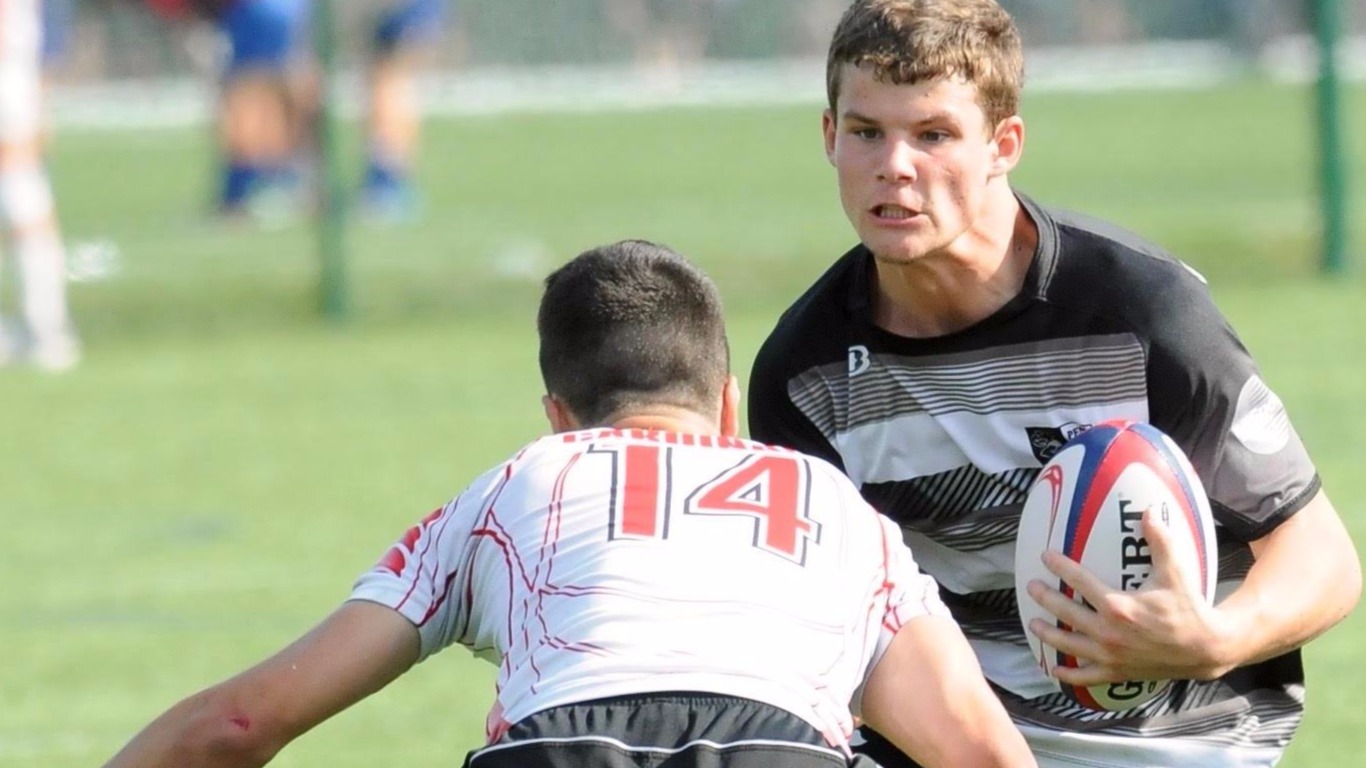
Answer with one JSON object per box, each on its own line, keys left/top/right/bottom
{"left": 871, "top": 204, "right": 921, "bottom": 221}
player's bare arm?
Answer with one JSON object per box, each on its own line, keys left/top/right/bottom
{"left": 861, "top": 615, "right": 1037, "bottom": 768}
{"left": 102, "top": 601, "right": 420, "bottom": 768}
{"left": 1028, "top": 491, "right": 1360, "bottom": 686}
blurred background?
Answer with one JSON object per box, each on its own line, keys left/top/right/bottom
{"left": 1, "top": 1, "right": 1363, "bottom": 766}
{"left": 42, "top": 0, "right": 1366, "bottom": 122}
{"left": 39, "top": 0, "right": 1366, "bottom": 80}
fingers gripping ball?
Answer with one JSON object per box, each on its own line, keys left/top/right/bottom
{"left": 1013, "top": 420, "right": 1218, "bottom": 711}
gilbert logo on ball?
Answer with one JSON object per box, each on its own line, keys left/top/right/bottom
{"left": 1014, "top": 420, "right": 1218, "bottom": 711}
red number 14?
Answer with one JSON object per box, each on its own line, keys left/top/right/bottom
{"left": 604, "top": 445, "right": 818, "bottom": 564}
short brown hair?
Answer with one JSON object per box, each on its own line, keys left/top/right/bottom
{"left": 826, "top": 0, "right": 1024, "bottom": 129}
{"left": 537, "top": 240, "right": 730, "bottom": 426}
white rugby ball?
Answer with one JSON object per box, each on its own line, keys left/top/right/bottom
{"left": 1014, "top": 420, "right": 1218, "bottom": 711}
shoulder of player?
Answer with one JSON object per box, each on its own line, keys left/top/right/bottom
{"left": 470, "top": 433, "right": 583, "bottom": 485}
{"left": 1037, "top": 204, "right": 1219, "bottom": 331}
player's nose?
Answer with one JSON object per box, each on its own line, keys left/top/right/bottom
{"left": 875, "top": 139, "right": 918, "bottom": 183}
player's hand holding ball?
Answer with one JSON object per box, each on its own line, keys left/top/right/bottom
{"left": 1015, "top": 421, "right": 1222, "bottom": 711}
{"left": 1028, "top": 505, "right": 1232, "bottom": 683}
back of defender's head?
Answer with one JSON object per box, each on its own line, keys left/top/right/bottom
{"left": 826, "top": 0, "right": 1023, "bottom": 128}
{"left": 538, "top": 240, "right": 730, "bottom": 426}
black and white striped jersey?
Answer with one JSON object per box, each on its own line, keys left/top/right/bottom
{"left": 748, "top": 192, "right": 1320, "bottom": 767}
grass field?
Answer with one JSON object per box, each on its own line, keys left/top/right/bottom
{"left": 1, "top": 80, "right": 1364, "bottom": 766}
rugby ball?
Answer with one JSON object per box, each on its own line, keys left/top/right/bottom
{"left": 1014, "top": 420, "right": 1217, "bottom": 711}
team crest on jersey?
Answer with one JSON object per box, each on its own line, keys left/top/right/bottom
{"left": 1025, "top": 422, "right": 1092, "bottom": 463}
{"left": 848, "top": 345, "right": 871, "bottom": 376}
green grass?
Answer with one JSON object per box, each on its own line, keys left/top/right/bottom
{"left": 2, "top": 80, "right": 1364, "bottom": 766}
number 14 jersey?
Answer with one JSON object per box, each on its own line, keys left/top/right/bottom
{"left": 350, "top": 428, "right": 949, "bottom": 750}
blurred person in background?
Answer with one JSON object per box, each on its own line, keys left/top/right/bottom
{"left": 212, "top": 0, "right": 317, "bottom": 219}
{"left": 0, "top": 0, "right": 81, "bottom": 371}
{"left": 360, "top": 0, "right": 452, "bottom": 220}
{"left": 142, "top": 0, "right": 449, "bottom": 221}
{"left": 101, "top": 240, "right": 1035, "bottom": 768}
{"left": 187, "top": 0, "right": 317, "bottom": 219}
{"left": 140, "top": 0, "right": 316, "bottom": 217}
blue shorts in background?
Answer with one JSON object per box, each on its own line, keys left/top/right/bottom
{"left": 218, "top": 0, "right": 312, "bottom": 73}
{"left": 373, "top": 0, "right": 449, "bottom": 53}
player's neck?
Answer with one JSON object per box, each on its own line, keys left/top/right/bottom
{"left": 872, "top": 192, "right": 1037, "bottom": 339}
{"left": 606, "top": 408, "right": 724, "bottom": 437}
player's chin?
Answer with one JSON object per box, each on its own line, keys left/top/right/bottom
{"left": 857, "top": 219, "right": 933, "bottom": 257}
{"left": 865, "top": 236, "right": 932, "bottom": 266}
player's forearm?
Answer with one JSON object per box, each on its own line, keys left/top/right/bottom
{"left": 948, "top": 720, "right": 1036, "bottom": 768}
{"left": 862, "top": 617, "right": 1037, "bottom": 767}
{"left": 103, "top": 691, "right": 283, "bottom": 768}
{"left": 910, "top": 698, "right": 1036, "bottom": 768}
{"left": 1210, "top": 492, "right": 1361, "bottom": 672}
{"left": 865, "top": 684, "right": 1035, "bottom": 767}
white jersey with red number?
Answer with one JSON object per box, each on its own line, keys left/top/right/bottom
{"left": 350, "top": 428, "right": 948, "bottom": 751}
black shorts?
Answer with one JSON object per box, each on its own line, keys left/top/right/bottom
{"left": 463, "top": 691, "right": 857, "bottom": 768}
{"left": 852, "top": 727, "right": 926, "bottom": 768}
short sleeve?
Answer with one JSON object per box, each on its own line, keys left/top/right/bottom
{"left": 1145, "top": 282, "right": 1319, "bottom": 541}
{"left": 348, "top": 464, "right": 509, "bottom": 661}
{"left": 871, "top": 512, "right": 953, "bottom": 665}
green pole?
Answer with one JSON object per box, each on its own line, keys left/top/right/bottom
{"left": 1313, "top": 0, "right": 1349, "bottom": 276}
{"left": 314, "top": 0, "right": 350, "bottom": 318}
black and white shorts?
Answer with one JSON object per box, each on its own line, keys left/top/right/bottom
{"left": 463, "top": 691, "right": 861, "bottom": 767}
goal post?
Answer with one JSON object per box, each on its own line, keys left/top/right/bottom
{"left": 1313, "top": 0, "right": 1351, "bottom": 276}
{"left": 314, "top": 0, "right": 350, "bottom": 320}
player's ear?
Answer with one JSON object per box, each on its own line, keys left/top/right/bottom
{"left": 719, "top": 375, "right": 741, "bottom": 438}
{"left": 822, "top": 109, "right": 838, "bottom": 166}
{"left": 989, "top": 115, "right": 1025, "bottom": 177}
{"left": 542, "top": 394, "right": 579, "bottom": 433}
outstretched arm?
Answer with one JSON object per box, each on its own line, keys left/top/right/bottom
{"left": 860, "top": 615, "right": 1037, "bottom": 768}
{"left": 103, "top": 600, "right": 420, "bottom": 768}
{"left": 1028, "top": 490, "right": 1360, "bottom": 685}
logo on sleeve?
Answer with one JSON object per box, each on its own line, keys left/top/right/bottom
{"left": 1230, "top": 375, "right": 1291, "bottom": 455}
{"left": 1025, "top": 422, "right": 1092, "bottom": 463}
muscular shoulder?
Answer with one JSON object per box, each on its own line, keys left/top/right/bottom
{"left": 1038, "top": 205, "right": 1225, "bottom": 355}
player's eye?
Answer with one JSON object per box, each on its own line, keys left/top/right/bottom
{"left": 851, "top": 126, "right": 881, "bottom": 140}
